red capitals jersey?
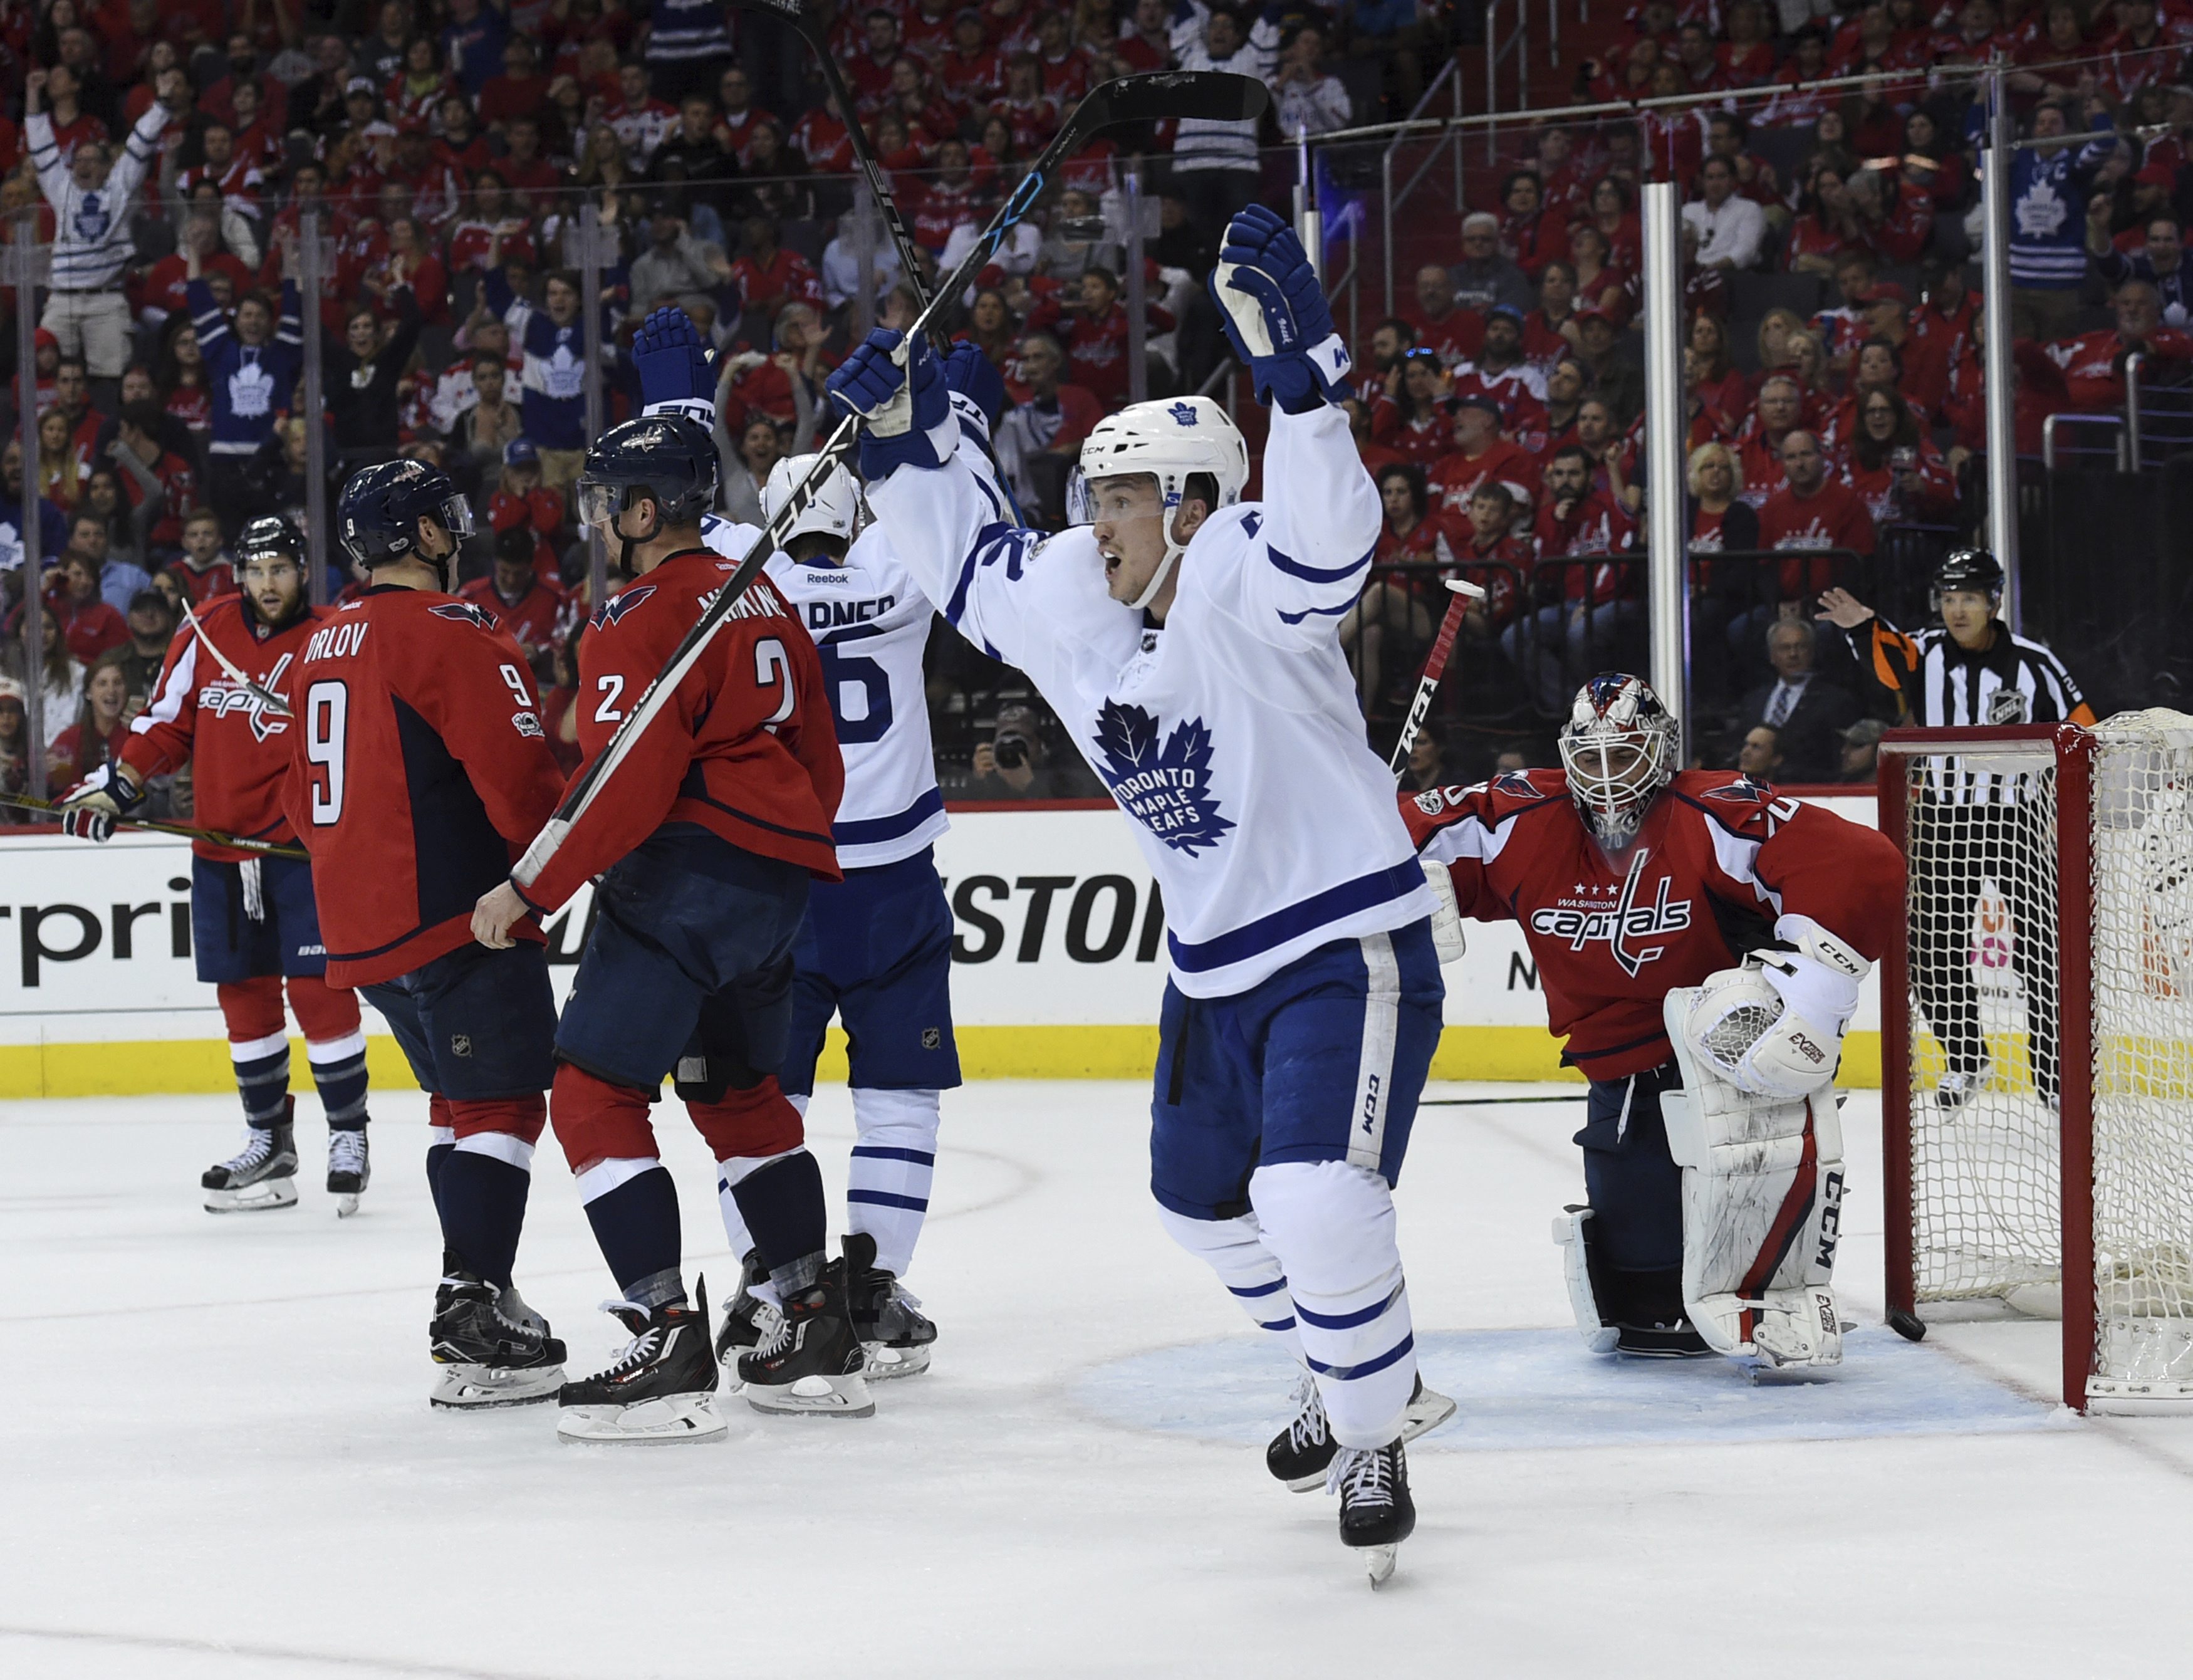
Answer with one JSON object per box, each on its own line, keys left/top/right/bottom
{"left": 284, "top": 587, "right": 566, "bottom": 988}
{"left": 1404, "top": 770, "right": 1905, "bottom": 1080}
{"left": 523, "top": 551, "right": 845, "bottom": 912}
{"left": 122, "top": 595, "right": 328, "bottom": 862}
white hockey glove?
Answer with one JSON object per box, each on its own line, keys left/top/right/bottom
{"left": 1676, "top": 914, "right": 1870, "bottom": 1102}
{"left": 1420, "top": 858, "right": 1467, "bottom": 965}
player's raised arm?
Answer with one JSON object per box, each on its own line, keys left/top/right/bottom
{"left": 1205, "top": 205, "right": 1380, "bottom": 642}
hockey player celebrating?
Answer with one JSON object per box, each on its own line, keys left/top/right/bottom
{"left": 293, "top": 461, "right": 571, "bottom": 1409}
{"left": 826, "top": 206, "right": 1453, "bottom": 1583}
{"left": 58, "top": 518, "right": 374, "bottom": 1216}
{"left": 1402, "top": 675, "right": 1905, "bottom": 1368}
{"left": 469, "top": 410, "right": 860, "bottom": 1442}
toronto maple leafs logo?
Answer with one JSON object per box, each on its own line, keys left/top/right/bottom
{"left": 1167, "top": 401, "right": 1199, "bottom": 427}
{"left": 589, "top": 584, "right": 657, "bottom": 629}
{"left": 1091, "top": 701, "right": 1235, "bottom": 856}
{"left": 429, "top": 602, "right": 498, "bottom": 631}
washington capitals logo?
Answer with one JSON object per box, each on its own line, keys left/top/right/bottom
{"left": 430, "top": 602, "right": 497, "bottom": 631}
{"left": 1167, "top": 402, "right": 1199, "bottom": 427}
{"left": 1525, "top": 847, "right": 1694, "bottom": 978}
{"left": 199, "top": 653, "right": 294, "bottom": 743}
{"left": 1092, "top": 701, "right": 1234, "bottom": 856}
{"left": 590, "top": 585, "right": 657, "bottom": 630}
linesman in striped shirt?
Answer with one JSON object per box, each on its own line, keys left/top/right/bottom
{"left": 24, "top": 68, "right": 172, "bottom": 389}
{"left": 1818, "top": 549, "right": 2097, "bottom": 1110}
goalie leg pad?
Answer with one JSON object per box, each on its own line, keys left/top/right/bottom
{"left": 1664, "top": 988, "right": 1847, "bottom": 1369}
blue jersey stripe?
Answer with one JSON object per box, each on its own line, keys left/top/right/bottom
{"left": 1167, "top": 860, "right": 1423, "bottom": 976}
{"left": 1266, "top": 541, "right": 1373, "bottom": 585}
{"left": 1277, "top": 598, "right": 1354, "bottom": 625}
{"left": 1305, "top": 1330, "right": 1414, "bottom": 1382}
{"left": 1294, "top": 1284, "right": 1403, "bottom": 1332}
{"left": 832, "top": 786, "right": 945, "bottom": 848}
{"left": 851, "top": 1144, "right": 937, "bottom": 1167}
{"left": 1227, "top": 1278, "right": 1287, "bottom": 1299}
{"left": 848, "top": 1189, "right": 930, "bottom": 1212}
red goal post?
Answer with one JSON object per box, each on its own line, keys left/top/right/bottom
{"left": 1877, "top": 716, "right": 2193, "bottom": 1412}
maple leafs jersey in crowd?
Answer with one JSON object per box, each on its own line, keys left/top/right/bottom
{"left": 698, "top": 516, "right": 947, "bottom": 871}
{"left": 1404, "top": 770, "right": 1905, "bottom": 1080}
{"left": 868, "top": 402, "right": 1433, "bottom": 998}
{"left": 284, "top": 588, "right": 566, "bottom": 988}
{"left": 122, "top": 594, "right": 329, "bottom": 862}
{"left": 521, "top": 548, "right": 844, "bottom": 912}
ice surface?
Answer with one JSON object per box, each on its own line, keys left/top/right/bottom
{"left": 5, "top": 1080, "right": 2193, "bottom": 1679}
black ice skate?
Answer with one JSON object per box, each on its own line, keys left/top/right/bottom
{"left": 327, "top": 1127, "right": 370, "bottom": 1217}
{"left": 843, "top": 1231, "right": 936, "bottom": 1379}
{"left": 1268, "top": 1371, "right": 1457, "bottom": 1492}
{"left": 1331, "top": 1438, "right": 1415, "bottom": 1589}
{"left": 738, "top": 1260, "right": 875, "bottom": 1418}
{"left": 201, "top": 1107, "right": 299, "bottom": 1213}
{"left": 713, "top": 1250, "right": 782, "bottom": 1377}
{"left": 556, "top": 1278, "right": 724, "bottom": 1443}
{"left": 429, "top": 1266, "right": 568, "bottom": 1409}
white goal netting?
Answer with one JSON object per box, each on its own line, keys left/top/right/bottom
{"left": 1898, "top": 713, "right": 2193, "bottom": 1404}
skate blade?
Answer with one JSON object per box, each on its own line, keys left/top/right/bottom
{"left": 335, "top": 1192, "right": 363, "bottom": 1218}
{"left": 203, "top": 1179, "right": 300, "bottom": 1213}
{"left": 862, "top": 1340, "right": 932, "bottom": 1380}
{"left": 1362, "top": 1545, "right": 1399, "bottom": 1589}
{"left": 430, "top": 1362, "right": 567, "bottom": 1409}
{"left": 746, "top": 1372, "right": 875, "bottom": 1419}
{"left": 556, "top": 1393, "right": 727, "bottom": 1443}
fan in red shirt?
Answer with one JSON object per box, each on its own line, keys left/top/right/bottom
{"left": 1025, "top": 266, "right": 1172, "bottom": 412}
{"left": 1451, "top": 480, "right": 1530, "bottom": 632}
{"left": 291, "top": 458, "right": 571, "bottom": 1409}
{"left": 1369, "top": 350, "right": 1459, "bottom": 468}
{"left": 1504, "top": 446, "right": 1640, "bottom": 714}
{"left": 110, "top": 402, "right": 199, "bottom": 551}
{"left": 1341, "top": 461, "right": 1456, "bottom": 705}
{"left": 46, "top": 548, "right": 128, "bottom": 662}
{"left": 472, "top": 393, "right": 857, "bottom": 1437}
{"left": 1452, "top": 308, "right": 1551, "bottom": 442}
{"left": 1753, "top": 429, "right": 1875, "bottom": 608}
{"left": 937, "top": 10, "right": 1003, "bottom": 109}
{"left": 136, "top": 214, "right": 255, "bottom": 327}
{"left": 1399, "top": 264, "right": 1485, "bottom": 368}
{"left": 1840, "top": 387, "right": 1958, "bottom": 524}
{"left": 729, "top": 214, "right": 826, "bottom": 321}
{"left": 2021, "top": 279, "right": 2193, "bottom": 412}
{"left": 167, "top": 508, "right": 238, "bottom": 605}
{"left": 1429, "top": 397, "right": 1539, "bottom": 521}
{"left": 987, "top": 55, "right": 1062, "bottom": 150}
{"left": 1400, "top": 673, "right": 1902, "bottom": 1362}
{"left": 57, "top": 519, "right": 374, "bottom": 1219}
{"left": 1732, "top": 374, "right": 1804, "bottom": 508}
{"left": 458, "top": 530, "right": 578, "bottom": 665}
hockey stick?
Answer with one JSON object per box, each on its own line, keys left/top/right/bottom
{"left": 513, "top": 73, "right": 1270, "bottom": 891}
{"left": 0, "top": 790, "right": 310, "bottom": 858}
{"left": 179, "top": 595, "right": 294, "bottom": 718}
{"left": 731, "top": 0, "right": 937, "bottom": 327}
{"left": 1387, "top": 577, "right": 1486, "bottom": 780}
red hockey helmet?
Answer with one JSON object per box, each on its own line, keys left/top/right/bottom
{"left": 1558, "top": 673, "right": 1679, "bottom": 850}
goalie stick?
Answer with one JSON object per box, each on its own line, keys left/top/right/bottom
{"left": 0, "top": 790, "right": 309, "bottom": 858}
{"left": 1387, "top": 577, "right": 1486, "bottom": 780}
{"left": 513, "top": 72, "right": 1271, "bottom": 892}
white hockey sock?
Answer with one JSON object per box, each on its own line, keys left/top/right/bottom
{"left": 1156, "top": 1204, "right": 1308, "bottom": 1367}
{"left": 717, "top": 1149, "right": 801, "bottom": 1310}
{"left": 848, "top": 1087, "right": 940, "bottom": 1278}
{"left": 1249, "top": 1160, "right": 1416, "bottom": 1450}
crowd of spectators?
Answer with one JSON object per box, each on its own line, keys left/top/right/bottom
{"left": 2, "top": 0, "right": 2185, "bottom": 810}
{"left": 1338, "top": 0, "right": 2193, "bottom": 773}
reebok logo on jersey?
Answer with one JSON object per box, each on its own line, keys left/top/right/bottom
{"left": 1091, "top": 700, "right": 1236, "bottom": 857}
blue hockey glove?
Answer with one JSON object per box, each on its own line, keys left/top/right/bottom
{"left": 1209, "top": 204, "right": 1352, "bottom": 414}
{"left": 826, "top": 330, "right": 955, "bottom": 479}
{"left": 633, "top": 305, "right": 717, "bottom": 422}
{"left": 58, "top": 763, "right": 143, "bottom": 843}
{"left": 942, "top": 340, "right": 1006, "bottom": 444}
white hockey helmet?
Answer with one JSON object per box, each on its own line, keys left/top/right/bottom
{"left": 1069, "top": 397, "right": 1249, "bottom": 608}
{"left": 761, "top": 452, "right": 860, "bottom": 548}
{"left": 1558, "top": 674, "right": 1680, "bottom": 852}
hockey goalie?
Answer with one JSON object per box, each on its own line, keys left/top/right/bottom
{"left": 1402, "top": 676, "right": 1905, "bottom": 1369}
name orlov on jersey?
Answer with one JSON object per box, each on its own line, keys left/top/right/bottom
{"left": 1526, "top": 848, "right": 1694, "bottom": 976}
{"left": 199, "top": 652, "right": 294, "bottom": 743}
{"left": 1091, "top": 699, "right": 1236, "bottom": 857}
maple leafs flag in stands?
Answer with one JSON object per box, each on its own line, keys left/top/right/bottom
{"left": 1093, "top": 700, "right": 1236, "bottom": 857}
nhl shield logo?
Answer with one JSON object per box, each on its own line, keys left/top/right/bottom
{"left": 1986, "top": 687, "right": 2031, "bottom": 724}
{"left": 451, "top": 1034, "right": 474, "bottom": 1058}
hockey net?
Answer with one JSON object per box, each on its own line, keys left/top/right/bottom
{"left": 1880, "top": 714, "right": 2193, "bottom": 1411}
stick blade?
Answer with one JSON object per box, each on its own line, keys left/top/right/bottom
{"left": 1082, "top": 71, "right": 1271, "bottom": 130}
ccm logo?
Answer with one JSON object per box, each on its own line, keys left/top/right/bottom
{"left": 1360, "top": 1073, "right": 1382, "bottom": 1135}
{"left": 1815, "top": 1169, "right": 1845, "bottom": 1270}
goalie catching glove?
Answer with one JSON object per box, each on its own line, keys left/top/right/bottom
{"left": 1209, "top": 205, "right": 1352, "bottom": 414}
{"left": 1659, "top": 914, "right": 1867, "bottom": 1370}
{"left": 826, "top": 329, "right": 959, "bottom": 479}
{"left": 58, "top": 762, "right": 146, "bottom": 843}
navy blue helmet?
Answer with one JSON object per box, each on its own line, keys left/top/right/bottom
{"left": 575, "top": 414, "right": 719, "bottom": 533}
{"left": 337, "top": 458, "right": 474, "bottom": 566}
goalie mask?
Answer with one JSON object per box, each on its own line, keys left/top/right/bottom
{"left": 1067, "top": 396, "right": 1249, "bottom": 609}
{"left": 1558, "top": 674, "right": 1680, "bottom": 852}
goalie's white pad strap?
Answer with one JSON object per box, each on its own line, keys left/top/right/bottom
{"left": 1663, "top": 986, "right": 1847, "bottom": 1367}
{"left": 1551, "top": 1207, "right": 1618, "bottom": 1354}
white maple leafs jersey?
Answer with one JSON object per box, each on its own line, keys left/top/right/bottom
{"left": 699, "top": 514, "right": 947, "bottom": 870}
{"left": 867, "top": 402, "right": 1433, "bottom": 998}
